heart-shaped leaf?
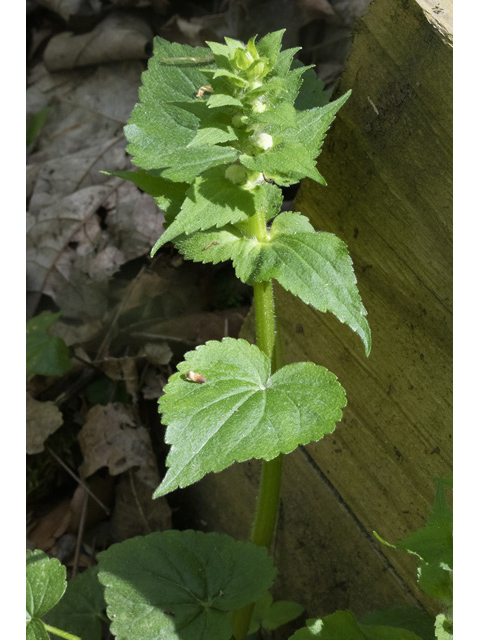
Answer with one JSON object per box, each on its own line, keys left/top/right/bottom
{"left": 155, "top": 337, "right": 346, "bottom": 497}
{"left": 98, "top": 530, "right": 276, "bottom": 640}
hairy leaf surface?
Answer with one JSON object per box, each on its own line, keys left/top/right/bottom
{"left": 124, "top": 38, "right": 239, "bottom": 181}
{"left": 98, "top": 530, "right": 276, "bottom": 640}
{"left": 155, "top": 338, "right": 346, "bottom": 497}
{"left": 240, "top": 92, "right": 350, "bottom": 186}
{"left": 176, "top": 212, "right": 371, "bottom": 355}
{"left": 151, "top": 167, "right": 273, "bottom": 255}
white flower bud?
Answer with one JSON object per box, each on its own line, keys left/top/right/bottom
{"left": 252, "top": 132, "right": 273, "bottom": 150}
{"left": 252, "top": 100, "right": 267, "bottom": 114}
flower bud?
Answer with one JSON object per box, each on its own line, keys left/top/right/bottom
{"left": 252, "top": 132, "right": 273, "bottom": 151}
{"left": 225, "top": 164, "right": 248, "bottom": 184}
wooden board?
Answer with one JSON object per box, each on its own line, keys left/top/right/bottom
{"left": 181, "top": 0, "right": 452, "bottom": 628}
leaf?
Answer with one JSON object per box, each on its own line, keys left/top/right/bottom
{"left": 155, "top": 337, "right": 346, "bottom": 497}
{"left": 78, "top": 403, "right": 158, "bottom": 479}
{"left": 26, "top": 312, "right": 72, "bottom": 376}
{"left": 240, "top": 92, "right": 350, "bottom": 186}
{"left": 26, "top": 392, "right": 64, "bottom": 454}
{"left": 249, "top": 592, "right": 304, "bottom": 634}
{"left": 150, "top": 166, "right": 262, "bottom": 255}
{"left": 374, "top": 479, "right": 452, "bottom": 604}
{"left": 98, "top": 530, "right": 276, "bottom": 640}
{"left": 289, "top": 611, "right": 423, "bottom": 640}
{"left": 434, "top": 614, "right": 453, "bottom": 640}
{"left": 26, "top": 550, "right": 67, "bottom": 638}
{"left": 360, "top": 608, "right": 435, "bottom": 640}
{"left": 45, "top": 566, "right": 106, "bottom": 640}
{"left": 294, "top": 66, "right": 330, "bottom": 111}
{"left": 176, "top": 212, "right": 371, "bottom": 355}
{"left": 124, "top": 37, "right": 240, "bottom": 181}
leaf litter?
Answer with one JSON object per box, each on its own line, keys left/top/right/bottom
{"left": 26, "top": 1, "right": 251, "bottom": 582}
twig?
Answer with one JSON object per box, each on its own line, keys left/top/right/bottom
{"left": 72, "top": 490, "right": 89, "bottom": 578}
{"left": 46, "top": 447, "right": 110, "bottom": 515}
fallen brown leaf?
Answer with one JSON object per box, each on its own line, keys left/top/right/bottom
{"left": 26, "top": 392, "right": 64, "bottom": 454}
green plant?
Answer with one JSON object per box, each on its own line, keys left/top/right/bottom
{"left": 26, "top": 30, "right": 447, "bottom": 640}
{"left": 99, "top": 30, "right": 369, "bottom": 639}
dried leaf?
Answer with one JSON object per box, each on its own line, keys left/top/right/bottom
{"left": 44, "top": 13, "right": 153, "bottom": 72}
{"left": 96, "top": 356, "right": 139, "bottom": 402}
{"left": 26, "top": 392, "right": 64, "bottom": 454}
{"left": 78, "top": 403, "right": 157, "bottom": 478}
{"left": 140, "top": 369, "right": 165, "bottom": 400}
{"left": 143, "top": 342, "right": 173, "bottom": 367}
{"left": 35, "top": 0, "right": 100, "bottom": 22}
{"left": 110, "top": 469, "right": 172, "bottom": 541}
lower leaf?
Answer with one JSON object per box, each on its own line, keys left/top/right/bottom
{"left": 98, "top": 530, "right": 276, "bottom": 640}
{"left": 155, "top": 337, "right": 346, "bottom": 497}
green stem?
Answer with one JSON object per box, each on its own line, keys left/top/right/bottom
{"left": 44, "top": 623, "right": 82, "bottom": 640}
{"left": 231, "top": 208, "right": 284, "bottom": 640}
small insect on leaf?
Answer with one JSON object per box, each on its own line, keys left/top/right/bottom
{"left": 186, "top": 371, "right": 207, "bottom": 383}
{"left": 196, "top": 85, "right": 214, "bottom": 98}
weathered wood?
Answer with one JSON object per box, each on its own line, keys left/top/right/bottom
{"left": 183, "top": 0, "right": 452, "bottom": 627}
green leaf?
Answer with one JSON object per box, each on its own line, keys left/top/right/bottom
{"left": 294, "top": 66, "right": 330, "bottom": 110}
{"left": 374, "top": 479, "right": 452, "bottom": 604}
{"left": 155, "top": 337, "right": 346, "bottom": 497}
{"left": 434, "top": 614, "right": 453, "bottom": 640}
{"left": 150, "top": 166, "right": 262, "bottom": 255}
{"left": 98, "top": 530, "right": 276, "bottom": 640}
{"left": 360, "top": 607, "right": 435, "bottom": 640}
{"left": 26, "top": 618, "right": 49, "bottom": 640}
{"left": 142, "top": 145, "right": 240, "bottom": 184}
{"left": 26, "top": 312, "right": 72, "bottom": 376}
{"left": 45, "top": 566, "right": 106, "bottom": 640}
{"left": 125, "top": 38, "right": 240, "bottom": 181}
{"left": 249, "top": 592, "right": 304, "bottom": 633}
{"left": 289, "top": 611, "right": 423, "bottom": 640}
{"left": 26, "top": 550, "right": 67, "bottom": 637}
{"left": 176, "top": 212, "right": 371, "bottom": 355}
{"left": 240, "top": 92, "right": 350, "bottom": 186}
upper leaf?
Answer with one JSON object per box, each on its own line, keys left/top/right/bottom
{"left": 155, "top": 337, "right": 346, "bottom": 497}
{"left": 98, "top": 530, "right": 276, "bottom": 640}
{"left": 175, "top": 212, "right": 371, "bottom": 355}
{"left": 124, "top": 38, "right": 239, "bottom": 181}
{"left": 239, "top": 92, "right": 350, "bottom": 187}
{"left": 150, "top": 166, "right": 258, "bottom": 255}
{"left": 26, "top": 550, "right": 67, "bottom": 635}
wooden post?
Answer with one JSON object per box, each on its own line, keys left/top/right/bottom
{"left": 184, "top": 0, "right": 453, "bottom": 628}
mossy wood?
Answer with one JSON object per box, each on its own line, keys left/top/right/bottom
{"left": 180, "top": 0, "right": 452, "bottom": 627}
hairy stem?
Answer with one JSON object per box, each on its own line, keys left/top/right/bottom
{"left": 231, "top": 206, "right": 284, "bottom": 640}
